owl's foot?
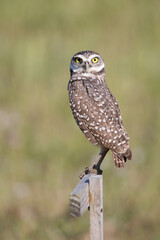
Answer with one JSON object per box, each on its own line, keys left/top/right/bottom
{"left": 79, "top": 165, "right": 103, "bottom": 179}
{"left": 79, "top": 148, "right": 108, "bottom": 179}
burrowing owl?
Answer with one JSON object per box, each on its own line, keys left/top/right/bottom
{"left": 68, "top": 50, "right": 132, "bottom": 178}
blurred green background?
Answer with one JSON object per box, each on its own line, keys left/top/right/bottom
{"left": 0, "top": 0, "right": 160, "bottom": 239}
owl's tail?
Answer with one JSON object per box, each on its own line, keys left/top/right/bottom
{"left": 112, "top": 148, "right": 132, "bottom": 167}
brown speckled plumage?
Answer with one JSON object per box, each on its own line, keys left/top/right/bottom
{"left": 68, "top": 51, "right": 132, "bottom": 177}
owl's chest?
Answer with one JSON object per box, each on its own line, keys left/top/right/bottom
{"left": 69, "top": 81, "right": 88, "bottom": 100}
{"left": 69, "top": 80, "right": 104, "bottom": 123}
{"left": 69, "top": 81, "right": 90, "bottom": 113}
{"left": 69, "top": 80, "right": 103, "bottom": 102}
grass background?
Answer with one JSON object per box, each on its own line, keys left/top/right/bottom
{"left": 0, "top": 0, "right": 160, "bottom": 239}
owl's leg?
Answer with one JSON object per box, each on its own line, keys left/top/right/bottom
{"left": 79, "top": 147, "right": 109, "bottom": 179}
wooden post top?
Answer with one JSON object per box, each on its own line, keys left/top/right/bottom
{"left": 70, "top": 174, "right": 93, "bottom": 217}
{"left": 70, "top": 174, "right": 103, "bottom": 217}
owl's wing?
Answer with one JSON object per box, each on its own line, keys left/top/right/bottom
{"left": 86, "top": 86, "right": 130, "bottom": 154}
{"left": 77, "top": 120, "right": 99, "bottom": 146}
{"left": 102, "top": 91, "right": 130, "bottom": 153}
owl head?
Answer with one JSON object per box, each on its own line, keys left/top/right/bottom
{"left": 70, "top": 51, "right": 105, "bottom": 76}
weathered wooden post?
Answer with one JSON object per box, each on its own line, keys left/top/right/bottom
{"left": 70, "top": 174, "right": 103, "bottom": 240}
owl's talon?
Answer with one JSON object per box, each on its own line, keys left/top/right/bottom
{"left": 79, "top": 168, "right": 88, "bottom": 179}
{"left": 79, "top": 165, "right": 103, "bottom": 179}
{"left": 97, "top": 167, "right": 103, "bottom": 175}
{"left": 79, "top": 167, "right": 92, "bottom": 179}
{"left": 85, "top": 167, "right": 89, "bottom": 174}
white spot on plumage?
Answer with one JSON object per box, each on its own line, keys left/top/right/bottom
{"left": 94, "top": 97, "right": 100, "bottom": 101}
{"left": 90, "top": 122, "right": 95, "bottom": 126}
{"left": 86, "top": 117, "right": 90, "bottom": 121}
{"left": 79, "top": 114, "right": 86, "bottom": 119}
{"left": 98, "top": 103, "right": 103, "bottom": 107}
{"left": 100, "top": 109, "right": 104, "bottom": 113}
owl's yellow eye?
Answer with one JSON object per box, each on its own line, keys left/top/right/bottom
{"left": 92, "top": 57, "right": 99, "bottom": 63}
{"left": 75, "top": 57, "right": 82, "bottom": 64}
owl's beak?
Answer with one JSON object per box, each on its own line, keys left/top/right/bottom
{"left": 84, "top": 61, "right": 89, "bottom": 72}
